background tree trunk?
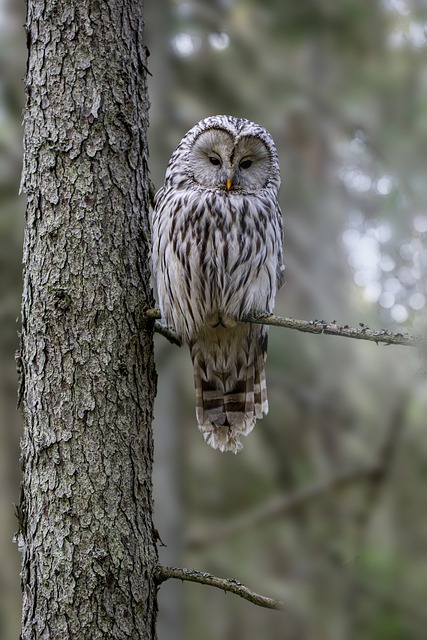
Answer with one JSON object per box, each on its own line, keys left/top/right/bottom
{"left": 18, "top": 1, "right": 158, "bottom": 637}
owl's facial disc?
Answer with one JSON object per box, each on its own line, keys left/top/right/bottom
{"left": 232, "top": 136, "right": 272, "bottom": 191}
{"left": 190, "top": 128, "right": 272, "bottom": 193}
{"left": 190, "top": 129, "right": 234, "bottom": 190}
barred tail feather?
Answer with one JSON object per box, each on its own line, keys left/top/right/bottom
{"left": 190, "top": 325, "right": 268, "bottom": 453}
{"left": 254, "top": 338, "right": 268, "bottom": 419}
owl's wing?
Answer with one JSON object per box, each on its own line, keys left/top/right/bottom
{"left": 153, "top": 186, "right": 165, "bottom": 209}
{"left": 275, "top": 201, "right": 286, "bottom": 290}
{"left": 151, "top": 188, "right": 165, "bottom": 278}
{"left": 277, "top": 264, "right": 286, "bottom": 290}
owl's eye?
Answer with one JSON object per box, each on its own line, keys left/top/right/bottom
{"left": 239, "top": 159, "right": 253, "bottom": 169}
{"left": 209, "top": 156, "right": 221, "bottom": 166}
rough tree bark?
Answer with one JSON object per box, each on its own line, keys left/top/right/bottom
{"left": 18, "top": 1, "right": 158, "bottom": 637}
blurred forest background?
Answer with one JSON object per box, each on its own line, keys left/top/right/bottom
{"left": 1, "top": 0, "right": 427, "bottom": 638}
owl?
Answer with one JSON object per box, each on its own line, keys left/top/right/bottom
{"left": 152, "top": 115, "right": 284, "bottom": 453}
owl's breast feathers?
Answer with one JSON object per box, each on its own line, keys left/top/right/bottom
{"left": 152, "top": 186, "right": 283, "bottom": 343}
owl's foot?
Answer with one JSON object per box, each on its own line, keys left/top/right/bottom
{"left": 206, "top": 312, "right": 237, "bottom": 329}
{"left": 251, "top": 311, "right": 272, "bottom": 320}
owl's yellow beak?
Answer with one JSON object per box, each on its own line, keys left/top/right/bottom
{"left": 226, "top": 178, "right": 232, "bottom": 191}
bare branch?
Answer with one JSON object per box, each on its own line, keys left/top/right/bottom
{"left": 145, "top": 309, "right": 420, "bottom": 348}
{"left": 155, "top": 565, "right": 284, "bottom": 611}
{"left": 186, "top": 463, "right": 380, "bottom": 550}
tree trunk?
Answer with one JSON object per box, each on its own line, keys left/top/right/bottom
{"left": 18, "top": 1, "right": 158, "bottom": 637}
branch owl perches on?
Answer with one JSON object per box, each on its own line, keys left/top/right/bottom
{"left": 152, "top": 115, "right": 284, "bottom": 453}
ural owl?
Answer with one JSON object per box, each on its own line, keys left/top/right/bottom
{"left": 152, "top": 115, "right": 284, "bottom": 453}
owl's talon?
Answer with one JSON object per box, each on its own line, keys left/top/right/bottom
{"left": 207, "top": 313, "right": 237, "bottom": 329}
{"left": 251, "top": 311, "right": 272, "bottom": 320}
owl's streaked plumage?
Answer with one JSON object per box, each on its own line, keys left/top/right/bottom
{"left": 152, "top": 115, "right": 284, "bottom": 453}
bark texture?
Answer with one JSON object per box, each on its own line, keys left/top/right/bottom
{"left": 18, "top": 1, "right": 158, "bottom": 637}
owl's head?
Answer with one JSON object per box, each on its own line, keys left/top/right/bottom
{"left": 166, "top": 115, "right": 280, "bottom": 195}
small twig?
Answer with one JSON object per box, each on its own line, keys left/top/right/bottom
{"left": 155, "top": 565, "right": 284, "bottom": 611}
{"left": 145, "top": 309, "right": 420, "bottom": 348}
{"left": 187, "top": 463, "right": 380, "bottom": 550}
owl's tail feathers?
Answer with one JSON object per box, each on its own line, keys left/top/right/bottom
{"left": 191, "top": 335, "right": 268, "bottom": 454}
{"left": 254, "top": 346, "right": 268, "bottom": 419}
{"left": 195, "top": 375, "right": 257, "bottom": 454}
